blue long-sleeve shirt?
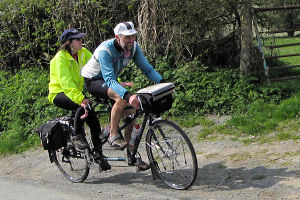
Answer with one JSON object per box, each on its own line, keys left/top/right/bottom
{"left": 81, "top": 39, "right": 163, "bottom": 99}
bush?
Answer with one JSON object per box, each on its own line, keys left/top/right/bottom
{"left": 169, "top": 61, "right": 293, "bottom": 115}
{"left": 0, "top": 69, "right": 66, "bottom": 154}
{"left": 0, "top": 64, "right": 296, "bottom": 154}
{"left": 118, "top": 59, "right": 294, "bottom": 116}
{"left": 0, "top": 0, "right": 60, "bottom": 71}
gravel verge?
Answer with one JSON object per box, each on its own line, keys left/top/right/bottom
{"left": 0, "top": 125, "right": 299, "bottom": 200}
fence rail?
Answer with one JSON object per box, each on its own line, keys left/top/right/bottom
{"left": 266, "top": 53, "right": 300, "bottom": 59}
{"left": 269, "top": 65, "right": 300, "bottom": 71}
{"left": 255, "top": 5, "right": 300, "bottom": 13}
{"left": 266, "top": 42, "right": 300, "bottom": 49}
{"left": 260, "top": 28, "right": 300, "bottom": 34}
{"left": 269, "top": 75, "right": 300, "bottom": 82}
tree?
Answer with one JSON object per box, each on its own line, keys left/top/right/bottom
{"left": 0, "top": 0, "right": 274, "bottom": 72}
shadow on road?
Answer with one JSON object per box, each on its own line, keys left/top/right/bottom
{"left": 84, "top": 162, "right": 300, "bottom": 191}
{"left": 193, "top": 162, "right": 300, "bottom": 190}
{"left": 85, "top": 170, "right": 169, "bottom": 189}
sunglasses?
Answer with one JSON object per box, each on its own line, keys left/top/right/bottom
{"left": 73, "top": 38, "right": 83, "bottom": 41}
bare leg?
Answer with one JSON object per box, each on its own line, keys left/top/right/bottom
{"left": 107, "top": 88, "right": 126, "bottom": 138}
{"left": 107, "top": 89, "right": 137, "bottom": 149}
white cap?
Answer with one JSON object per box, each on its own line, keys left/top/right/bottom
{"left": 114, "top": 22, "right": 137, "bottom": 36}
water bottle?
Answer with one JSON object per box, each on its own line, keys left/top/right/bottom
{"left": 129, "top": 124, "right": 141, "bottom": 146}
{"left": 100, "top": 125, "right": 110, "bottom": 139}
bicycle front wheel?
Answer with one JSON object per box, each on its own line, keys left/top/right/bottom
{"left": 145, "top": 120, "right": 198, "bottom": 190}
{"left": 52, "top": 141, "right": 90, "bottom": 183}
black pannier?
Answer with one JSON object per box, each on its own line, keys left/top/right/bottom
{"left": 36, "top": 116, "right": 71, "bottom": 151}
{"left": 137, "top": 83, "right": 175, "bottom": 115}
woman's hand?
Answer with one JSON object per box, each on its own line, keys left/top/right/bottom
{"left": 80, "top": 98, "right": 91, "bottom": 119}
{"left": 80, "top": 98, "right": 90, "bottom": 108}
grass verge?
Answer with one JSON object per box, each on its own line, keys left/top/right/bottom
{"left": 194, "top": 92, "right": 300, "bottom": 143}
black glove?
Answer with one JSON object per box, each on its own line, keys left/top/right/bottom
{"left": 159, "top": 79, "right": 166, "bottom": 83}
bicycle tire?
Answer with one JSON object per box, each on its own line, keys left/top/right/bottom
{"left": 52, "top": 139, "right": 90, "bottom": 183}
{"left": 145, "top": 119, "right": 198, "bottom": 190}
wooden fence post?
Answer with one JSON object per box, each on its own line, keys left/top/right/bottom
{"left": 240, "top": 3, "right": 253, "bottom": 75}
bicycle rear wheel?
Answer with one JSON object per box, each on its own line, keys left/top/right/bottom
{"left": 145, "top": 119, "right": 198, "bottom": 190}
{"left": 52, "top": 139, "right": 90, "bottom": 183}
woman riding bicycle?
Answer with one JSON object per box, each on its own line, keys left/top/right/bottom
{"left": 48, "top": 28, "right": 111, "bottom": 171}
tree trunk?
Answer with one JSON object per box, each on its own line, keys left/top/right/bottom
{"left": 240, "top": 3, "right": 253, "bottom": 75}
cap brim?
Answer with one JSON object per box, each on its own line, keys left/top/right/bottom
{"left": 70, "top": 32, "right": 86, "bottom": 39}
{"left": 120, "top": 29, "right": 137, "bottom": 36}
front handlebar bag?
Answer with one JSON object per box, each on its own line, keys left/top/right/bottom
{"left": 137, "top": 83, "right": 175, "bottom": 115}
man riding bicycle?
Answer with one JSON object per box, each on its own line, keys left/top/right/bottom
{"left": 81, "top": 22, "right": 165, "bottom": 153}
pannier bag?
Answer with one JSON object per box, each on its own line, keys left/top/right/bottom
{"left": 36, "top": 116, "right": 71, "bottom": 151}
{"left": 137, "top": 83, "right": 175, "bottom": 115}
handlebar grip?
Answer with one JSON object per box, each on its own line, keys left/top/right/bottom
{"left": 74, "top": 107, "right": 85, "bottom": 135}
{"left": 74, "top": 103, "right": 93, "bottom": 124}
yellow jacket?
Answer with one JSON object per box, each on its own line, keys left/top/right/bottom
{"left": 48, "top": 47, "right": 92, "bottom": 105}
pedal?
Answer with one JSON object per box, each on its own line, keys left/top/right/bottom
{"left": 135, "top": 157, "right": 142, "bottom": 172}
{"left": 111, "top": 146, "right": 127, "bottom": 151}
{"left": 135, "top": 157, "right": 151, "bottom": 172}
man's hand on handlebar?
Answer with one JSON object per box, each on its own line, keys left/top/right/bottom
{"left": 129, "top": 94, "right": 140, "bottom": 109}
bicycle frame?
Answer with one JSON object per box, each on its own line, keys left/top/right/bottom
{"left": 121, "top": 112, "right": 151, "bottom": 165}
{"left": 53, "top": 96, "right": 198, "bottom": 189}
{"left": 93, "top": 100, "right": 155, "bottom": 166}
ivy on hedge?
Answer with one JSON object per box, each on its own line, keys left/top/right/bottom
{"left": 0, "top": 69, "right": 66, "bottom": 153}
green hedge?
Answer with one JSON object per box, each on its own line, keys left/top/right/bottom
{"left": 0, "top": 0, "right": 136, "bottom": 72}
{"left": 0, "top": 64, "right": 295, "bottom": 154}
{"left": 170, "top": 61, "right": 294, "bottom": 115}
{"left": 0, "top": 69, "right": 65, "bottom": 154}
{"left": 120, "top": 60, "right": 294, "bottom": 115}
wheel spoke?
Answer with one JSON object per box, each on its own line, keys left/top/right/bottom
{"left": 147, "top": 141, "right": 168, "bottom": 172}
{"left": 146, "top": 120, "right": 198, "bottom": 190}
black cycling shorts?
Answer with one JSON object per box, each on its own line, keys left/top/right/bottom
{"left": 84, "top": 78, "right": 109, "bottom": 99}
